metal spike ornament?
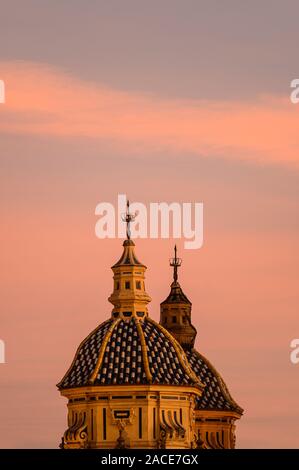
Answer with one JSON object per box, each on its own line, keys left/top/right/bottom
{"left": 169, "top": 244, "right": 182, "bottom": 283}
{"left": 121, "top": 200, "right": 137, "bottom": 240}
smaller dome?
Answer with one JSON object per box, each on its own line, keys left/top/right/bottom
{"left": 57, "top": 316, "right": 203, "bottom": 390}
{"left": 186, "top": 349, "right": 243, "bottom": 414}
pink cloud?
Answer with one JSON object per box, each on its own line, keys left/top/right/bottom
{"left": 0, "top": 60, "right": 298, "bottom": 167}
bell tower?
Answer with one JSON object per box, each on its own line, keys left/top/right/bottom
{"left": 160, "top": 246, "right": 197, "bottom": 350}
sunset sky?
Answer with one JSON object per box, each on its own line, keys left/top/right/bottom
{"left": 0, "top": 1, "right": 299, "bottom": 448}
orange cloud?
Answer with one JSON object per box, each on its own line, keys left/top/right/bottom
{"left": 0, "top": 61, "right": 298, "bottom": 167}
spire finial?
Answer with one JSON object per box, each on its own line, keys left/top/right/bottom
{"left": 121, "top": 199, "right": 137, "bottom": 240}
{"left": 169, "top": 244, "right": 182, "bottom": 283}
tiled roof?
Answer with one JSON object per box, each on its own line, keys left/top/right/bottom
{"left": 57, "top": 317, "right": 201, "bottom": 390}
{"left": 112, "top": 239, "right": 145, "bottom": 268}
{"left": 57, "top": 316, "right": 242, "bottom": 416}
{"left": 98, "top": 319, "right": 147, "bottom": 385}
{"left": 58, "top": 320, "right": 113, "bottom": 389}
{"left": 186, "top": 349, "right": 243, "bottom": 414}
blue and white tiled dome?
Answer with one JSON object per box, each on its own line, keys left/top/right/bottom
{"left": 57, "top": 315, "right": 242, "bottom": 414}
{"left": 58, "top": 316, "right": 201, "bottom": 389}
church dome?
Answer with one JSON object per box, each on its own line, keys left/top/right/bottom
{"left": 57, "top": 316, "right": 202, "bottom": 390}
{"left": 57, "top": 204, "right": 243, "bottom": 450}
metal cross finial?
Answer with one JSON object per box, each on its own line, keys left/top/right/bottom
{"left": 169, "top": 244, "right": 182, "bottom": 283}
{"left": 121, "top": 200, "right": 137, "bottom": 240}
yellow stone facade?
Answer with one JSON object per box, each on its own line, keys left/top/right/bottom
{"left": 60, "top": 385, "right": 201, "bottom": 449}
